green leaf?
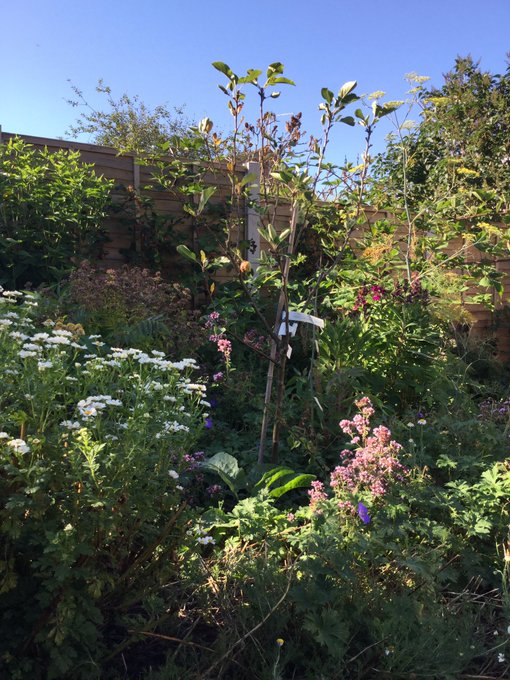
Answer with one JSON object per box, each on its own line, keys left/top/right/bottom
{"left": 212, "top": 256, "right": 231, "bottom": 267}
{"left": 269, "top": 473, "right": 316, "bottom": 498}
{"left": 379, "top": 101, "right": 401, "bottom": 117}
{"left": 256, "top": 466, "right": 296, "bottom": 489}
{"left": 197, "top": 186, "right": 216, "bottom": 215}
{"left": 238, "top": 172, "right": 257, "bottom": 189}
{"left": 267, "top": 62, "right": 284, "bottom": 77}
{"left": 270, "top": 169, "right": 294, "bottom": 184}
{"left": 201, "top": 452, "right": 246, "bottom": 495}
{"left": 338, "top": 80, "right": 357, "bottom": 100}
{"left": 339, "top": 116, "right": 355, "bottom": 126}
{"left": 238, "top": 69, "right": 262, "bottom": 84}
{"left": 212, "top": 61, "right": 233, "bottom": 78}
{"left": 176, "top": 244, "right": 197, "bottom": 262}
{"left": 267, "top": 223, "right": 277, "bottom": 242}
{"left": 321, "top": 88, "right": 334, "bottom": 104}
{"left": 268, "top": 76, "right": 295, "bottom": 86}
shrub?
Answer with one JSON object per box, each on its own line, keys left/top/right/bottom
{"left": 0, "top": 138, "right": 112, "bottom": 288}
{"left": 67, "top": 261, "right": 205, "bottom": 355}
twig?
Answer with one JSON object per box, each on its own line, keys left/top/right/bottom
{"left": 127, "top": 629, "right": 214, "bottom": 653}
{"left": 201, "top": 563, "right": 294, "bottom": 678}
{"left": 347, "top": 637, "right": 387, "bottom": 664}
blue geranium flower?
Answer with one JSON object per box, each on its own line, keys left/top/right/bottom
{"left": 357, "top": 502, "right": 371, "bottom": 524}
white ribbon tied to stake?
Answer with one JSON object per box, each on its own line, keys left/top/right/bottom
{"left": 278, "top": 311, "right": 325, "bottom": 358}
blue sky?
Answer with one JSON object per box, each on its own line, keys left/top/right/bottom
{"left": 1, "top": 0, "right": 509, "bottom": 163}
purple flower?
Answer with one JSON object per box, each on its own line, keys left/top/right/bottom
{"left": 357, "top": 502, "right": 371, "bottom": 524}
{"left": 204, "top": 417, "right": 213, "bottom": 430}
{"left": 213, "top": 372, "right": 224, "bottom": 382}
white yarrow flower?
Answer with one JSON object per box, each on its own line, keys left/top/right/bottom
{"left": 7, "top": 439, "right": 30, "bottom": 454}
{"left": 197, "top": 535, "right": 215, "bottom": 546}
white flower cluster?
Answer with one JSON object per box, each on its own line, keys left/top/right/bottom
{"left": 60, "top": 420, "right": 82, "bottom": 430}
{"left": 197, "top": 535, "right": 215, "bottom": 546}
{"left": 38, "top": 360, "right": 53, "bottom": 371}
{"left": 77, "top": 395, "right": 123, "bottom": 419}
{"left": 157, "top": 421, "right": 190, "bottom": 437}
{"left": 179, "top": 380, "right": 207, "bottom": 396}
{"left": 12, "top": 327, "right": 86, "bottom": 358}
{"left": 0, "top": 291, "right": 207, "bottom": 450}
{"left": 6, "top": 438, "right": 30, "bottom": 454}
{"left": 189, "top": 526, "right": 216, "bottom": 546}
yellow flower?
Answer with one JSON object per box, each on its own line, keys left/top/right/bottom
{"left": 276, "top": 638, "right": 284, "bottom": 647}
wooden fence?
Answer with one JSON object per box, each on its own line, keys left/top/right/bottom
{"left": 2, "top": 130, "right": 510, "bottom": 358}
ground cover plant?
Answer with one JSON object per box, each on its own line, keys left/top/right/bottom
{"left": 2, "top": 56, "right": 510, "bottom": 679}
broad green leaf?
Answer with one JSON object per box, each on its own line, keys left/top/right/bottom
{"left": 238, "top": 172, "right": 258, "bottom": 188}
{"left": 338, "top": 80, "right": 357, "bottom": 100}
{"left": 269, "top": 473, "right": 316, "bottom": 498}
{"left": 339, "top": 116, "right": 355, "bottom": 126}
{"left": 213, "top": 256, "right": 231, "bottom": 267}
{"left": 321, "top": 88, "right": 334, "bottom": 104}
{"left": 197, "top": 186, "right": 216, "bottom": 215}
{"left": 268, "top": 76, "right": 295, "bottom": 86}
{"left": 212, "top": 61, "right": 233, "bottom": 78}
{"left": 238, "top": 69, "right": 262, "bottom": 84}
{"left": 201, "top": 452, "right": 246, "bottom": 495}
{"left": 176, "top": 244, "right": 197, "bottom": 262}
{"left": 267, "top": 62, "right": 284, "bottom": 76}
{"left": 256, "top": 466, "right": 296, "bottom": 489}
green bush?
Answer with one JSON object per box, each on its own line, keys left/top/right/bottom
{"left": 0, "top": 137, "right": 112, "bottom": 288}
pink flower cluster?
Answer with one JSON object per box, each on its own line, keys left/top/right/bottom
{"left": 183, "top": 451, "right": 205, "bottom": 473}
{"left": 204, "top": 311, "right": 220, "bottom": 329}
{"left": 243, "top": 328, "right": 268, "bottom": 352}
{"left": 352, "top": 284, "right": 387, "bottom": 311}
{"left": 209, "top": 334, "right": 232, "bottom": 360}
{"left": 307, "top": 397, "right": 408, "bottom": 517}
{"left": 308, "top": 480, "right": 328, "bottom": 513}
{"left": 333, "top": 397, "right": 408, "bottom": 512}
{"left": 204, "top": 312, "right": 232, "bottom": 362}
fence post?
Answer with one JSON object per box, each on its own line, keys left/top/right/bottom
{"left": 132, "top": 155, "right": 142, "bottom": 254}
{"left": 244, "top": 161, "right": 260, "bottom": 271}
